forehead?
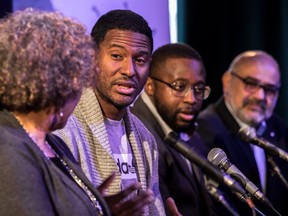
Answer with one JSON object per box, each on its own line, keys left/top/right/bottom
{"left": 161, "top": 57, "right": 205, "bottom": 81}
{"left": 236, "top": 57, "right": 280, "bottom": 84}
{"left": 100, "top": 29, "right": 151, "bottom": 54}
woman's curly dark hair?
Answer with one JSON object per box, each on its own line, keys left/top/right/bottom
{"left": 0, "top": 8, "right": 97, "bottom": 113}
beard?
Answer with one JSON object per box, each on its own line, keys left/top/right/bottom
{"left": 156, "top": 102, "right": 198, "bottom": 133}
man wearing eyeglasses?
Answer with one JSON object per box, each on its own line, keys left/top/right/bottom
{"left": 197, "top": 50, "right": 288, "bottom": 215}
{"left": 130, "top": 43, "right": 222, "bottom": 216}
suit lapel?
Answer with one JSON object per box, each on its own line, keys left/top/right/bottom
{"left": 47, "top": 135, "right": 108, "bottom": 205}
{"left": 215, "top": 99, "right": 254, "bottom": 161}
{"left": 214, "top": 98, "right": 261, "bottom": 186}
{"left": 123, "top": 110, "right": 147, "bottom": 191}
{"left": 169, "top": 146, "right": 194, "bottom": 177}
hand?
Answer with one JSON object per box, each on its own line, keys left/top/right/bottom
{"left": 166, "top": 197, "right": 182, "bottom": 216}
{"left": 97, "top": 172, "right": 116, "bottom": 196}
{"left": 98, "top": 173, "right": 154, "bottom": 216}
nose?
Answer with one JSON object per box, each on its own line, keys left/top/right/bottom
{"left": 183, "top": 88, "right": 197, "bottom": 103}
{"left": 121, "top": 58, "right": 136, "bottom": 77}
{"left": 253, "top": 86, "right": 266, "bottom": 99}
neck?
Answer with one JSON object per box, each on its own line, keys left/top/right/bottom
{"left": 94, "top": 91, "right": 126, "bottom": 121}
{"left": 102, "top": 106, "right": 126, "bottom": 121}
{"left": 12, "top": 110, "right": 56, "bottom": 158}
{"left": 12, "top": 111, "right": 51, "bottom": 145}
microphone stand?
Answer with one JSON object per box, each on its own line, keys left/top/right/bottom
{"left": 205, "top": 182, "right": 240, "bottom": 216}
{"left": 267, "top": 155, "right": 288, "bottom": 191}
{"left": 253, "top": 206, "right": 265, "bottom": 216}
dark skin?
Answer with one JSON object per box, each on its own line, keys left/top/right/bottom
{"left": 98, "top": 172, "right": 153, "bottom": 216}
{"left": 94, "top": 29, "right": 182, "bottom": 215}
{"left": 93, "top": 29, "right": 182, "bottom": 214}
{"left": 95, "top": 29, "right": 151, "bottom": 120}
{"left": 99, "top": 172, "right": 182, "bottom": 216}
{"left": 146, "top": 57, "right": 205, "bottom": 135}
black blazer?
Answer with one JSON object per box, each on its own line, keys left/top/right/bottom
{"left": 131, "top": 97, "right": 214, "bottom": 216}
{"left": 197, "top": 97, "right": 288, "bottom": 216}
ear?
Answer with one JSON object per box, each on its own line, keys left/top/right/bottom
{"left": 222, "top": 71, "right": 231, "bottom": 94}
{"left": 144, "top": 77, "right": 155, "bottom": 96}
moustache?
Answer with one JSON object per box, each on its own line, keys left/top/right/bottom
{"left": 243, "top": 99, "right": 266, "bottom": 111}
{"left": 177, "top": 107, "right": 199, "bottom": 116}
{"left": 112, "top": 77, "right": 137, "bottom": 88}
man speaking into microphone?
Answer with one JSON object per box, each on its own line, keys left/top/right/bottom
{"left": 131, "top": 43, "right": 229, "bottom": 215}
{"left": 197, "top": 50, "right": 288, "bottom": 215}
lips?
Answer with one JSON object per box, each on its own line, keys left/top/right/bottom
{"left": 114, "top": 81, "right": 136, "bottom": 95}
{"left": 178, "top": 112, "right": 195, "bottom": 121}
{"left": 247, "top": 104, "right": 265, "bottom": 113}
{"left": 178, "top": 109, "right": 196, "bottom": 121}
{"left": 244, "top": 100, "right": 266, "bottom": 112}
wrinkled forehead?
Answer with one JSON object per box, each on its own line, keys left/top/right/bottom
{"left": 102, "top": 29, "right": 152, "bottom": 54}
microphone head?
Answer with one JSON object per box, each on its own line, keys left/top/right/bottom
{"left": 207, "top": 148, "right": 227, "bottom": 166}
{"left": 238, "top": 126, "right": 256, "bottom": 142}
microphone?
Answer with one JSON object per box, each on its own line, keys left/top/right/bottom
{"left": 164, "top": 132, "right": 251, "bottom": 205}
{"left": 239, "top": 126, "right": 288, "bottom": 162}
{"left": 267, "top": 155, "right": 288, "bottom": 191}
{"left": 207, "top": 147, "right": 273, "bottom": 208}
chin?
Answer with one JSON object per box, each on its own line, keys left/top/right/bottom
{"left": 245, "top": 117, "right": 263, "bottom": 127}
{"left": 115, "top": 97, "right": 134, "bottom": 108}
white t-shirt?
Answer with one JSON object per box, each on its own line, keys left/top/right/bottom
{"left": 105, "top": 118, "right": 138, "bottom": 192}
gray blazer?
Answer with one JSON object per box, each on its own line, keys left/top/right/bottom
{"left": 0, "top": 109, "right": 110, "bottom": 216}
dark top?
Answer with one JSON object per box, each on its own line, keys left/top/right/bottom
{"left": 0, "top": 109, "right": 110, "bottom": 216}
{"left": 197, "top": 97, "right": 288, "bottom": 216}
{"left": 131, "top": 96, "right": 216, "bottom": 216}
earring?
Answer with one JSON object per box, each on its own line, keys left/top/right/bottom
{"left": 59, "top": 109, "right": 64, "bottom": 119}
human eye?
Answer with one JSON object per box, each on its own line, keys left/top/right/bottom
{"left": 194, "top": 84, "right": 205, "bottom": 93}
{"left": 172, "top": 80, "right": 187, "bottom": 92}
{"left": 243, "top": 78, "right": 259, "bottom": 90}
{"left": 263, "top": 85, "right": 279, "bottom": 95}
{"left": 111, "top": 53, "right": 123, "bottom": 60}
{"left": 134, "top": 55, "right": 150, "bottom": 66}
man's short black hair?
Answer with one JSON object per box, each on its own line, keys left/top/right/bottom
{"left": 91, "top": 9, "right": 153, "bottom": 53}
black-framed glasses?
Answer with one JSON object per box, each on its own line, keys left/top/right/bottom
{"left": 150, "top": 76, "right": 211, "bottom": 100}
{"left": 230, "top": 71, "right": 280, "bottom": 96}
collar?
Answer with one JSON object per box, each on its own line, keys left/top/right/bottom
{"left": 140, "top": 91, "right": 172, "bottom": 137}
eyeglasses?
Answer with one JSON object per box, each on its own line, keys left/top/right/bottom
{"left": 231, "top": 71, "right": 280, "bottom": 96}
{"left": 149, "top": 76, "right": 211, "bottom": 100}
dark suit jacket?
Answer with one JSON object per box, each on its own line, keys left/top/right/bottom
{"left": 131, "top": 96, "right": 215, "bottom": 216}
{"left": 197, "top": 97, "right": 288, "bottom": 216}
{"left": 0, "top": 109, "right": 110, "bottom": 216}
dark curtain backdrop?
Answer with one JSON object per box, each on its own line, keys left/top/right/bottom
{"left": 0, "top": 0, "right": 12, "bottom": 18}
{"left": 178, "top": 0, "right": 288, "bottom": 124}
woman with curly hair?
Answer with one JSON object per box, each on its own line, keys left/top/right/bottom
{"left": 0, "top": 8, "right": 109, "bottom": 215}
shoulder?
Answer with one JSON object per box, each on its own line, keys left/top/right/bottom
{"left": 267, "top": 113, "right": 288, "bottom": 130}
{"left": 197, "top": 103, "right": 224, "bottom": 134}
{"left": 190, "top": 132, "right": 210, "bottom": 156}
{"left": 198, "top": 103, "right": 220, "bottom": 123}
{"left": 265, "top": 113, "right": 288, "bottom": 147}
{"left": 70, "top": 88, "right": 103, "bottom": 125}
{"left": 54, "top": 88, "right": 102, "bottom": 144}
{"left": 128, "top": 110, "right": 155, "bottom": 139}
